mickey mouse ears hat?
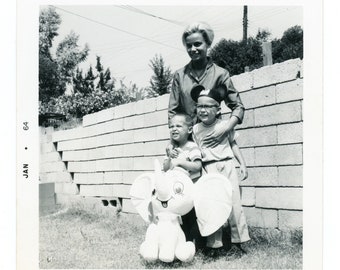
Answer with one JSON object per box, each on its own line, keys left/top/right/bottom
{"left": 190, "top": 84, "right": 226, "bottom": 104}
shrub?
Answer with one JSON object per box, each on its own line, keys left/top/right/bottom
{"left": 39, "top": 86, "right": 137, "bottom": 121}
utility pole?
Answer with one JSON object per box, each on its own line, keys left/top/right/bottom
{"left": 243, "top": 5, "right": 248, "bottom": 44}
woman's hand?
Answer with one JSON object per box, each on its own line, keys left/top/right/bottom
{"left": 240, "top": 163, "right": 248, "bottom": 181}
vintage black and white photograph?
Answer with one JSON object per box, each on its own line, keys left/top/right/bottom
{"left": 15, "top": 0, "right": 323, "bottom": 269}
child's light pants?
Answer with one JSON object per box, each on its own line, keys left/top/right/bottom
{"left": 203, "top": 158, "right": 250, "bottom": 248}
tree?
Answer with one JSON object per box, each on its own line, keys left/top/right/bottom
{"left": 39, "top": 6, "right": 63, "bottom": 102}
{"left": 210, "top": 37, "right": 263, "bottom": 76}
{"left": 55, "top": 30, "right": 89, "bottom": 84}
{"left": 272, "top": 25, "right": 303, "bottom": 63}
{"left": 148, "top": 54, "right": 173, "bottom": 96}
{"left": 39, "top": 6, "right": 61, "bottom": 56}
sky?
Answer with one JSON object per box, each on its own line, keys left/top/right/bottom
{"left": 47, "top": 5, "right": 303, "bottom": 89}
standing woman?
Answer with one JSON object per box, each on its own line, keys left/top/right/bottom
{"left": 169, "top": 22, "right": 245, "bottom": 147}
{"left": 168, "top": 22, "right": 250, "bottom": 252}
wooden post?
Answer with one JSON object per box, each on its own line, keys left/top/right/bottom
{"left": 262, "top": 42, "right": 273, "bottom": 66}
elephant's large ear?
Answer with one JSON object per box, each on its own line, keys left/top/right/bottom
{"left": 129, "top": 173, "right": 155, "bottom": 222}
{"left": 193, "top": 173, "right": 233, "bottom": 237}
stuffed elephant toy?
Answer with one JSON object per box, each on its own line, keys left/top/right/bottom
{"left": 129, "top": 160, "right": 233, "bottom": 263}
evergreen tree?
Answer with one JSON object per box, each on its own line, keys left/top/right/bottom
{"left": 148, "top": 54, "right": 173, "bottom": 96}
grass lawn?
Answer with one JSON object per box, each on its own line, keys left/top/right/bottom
{"left": 40, "top": 207, "right": 302, "bottom": 269}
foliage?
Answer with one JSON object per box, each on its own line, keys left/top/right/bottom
{"left": 39, "top": 6, "right": 61, "bottom": 56}
{"left": 39, "top": 81, "right": 139, "bottom": 120}
{"left": 210, "top": 37, "right": 263, "bottom": 76}
{"left": 210, "top": 26, "right": 303, "bottom": 76}
{"left": 148, "top": 54, "right": 173, "bottom": 97}
{"left": 272, "top": 25, "right": 303, "bottom": 64}
{"left": 39, "top": 7, "right": 89, "bottom": 102}
{"left": 55, "top": 31, "right": 89, "bottom": 83}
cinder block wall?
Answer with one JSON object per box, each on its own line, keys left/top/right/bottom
{"left": 39, "top": 58, "right": 303, "bottom": 229}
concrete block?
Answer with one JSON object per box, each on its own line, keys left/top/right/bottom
{"left": 240, "top": 167, "right": 278, "bottom": 187}
{"left": 95, "top": 107, "right": 116, "bottom": 124}
{"left": 68, "top": 161, "right": 96, "bottom": 173}
{"left": 114, "top": 102, "right": 136, "bottom": 119}
{"left": 156, "top": 94, "right": 170, "bottom": 111}
{"left": 255, "top": 144, "right": 303, "bottom": 166}
{"left": 133, "top": 156, "right": 161, "bottom": 171}
{"left": 278, "top": 210, "right": 303, "bottom": 229}
{"left": 252, "top": 59, "right": 302, "bottom": 88}
{"left": 39, "top": 182, "right": 55, "bottom": 199}
{"left": 256, "top": 187, "right": 302, "bottom": 210}
{"left": 278, "top": 166, "right": 303, "bottom": 187}
{"left": 95, "top": 159, "right": 115, "bottom": 172}
{"left": 254, "top": 101, "right": 302, "bottom": 127}
{"left": 123, "top": 114, "right": 145, "bottom": 130}
{"left": 62, "top": 150, "right": 89, "bottom": 161}
{"left": 55, "top": 182, "right": 79, "bottom": 195}
{"left": 107, "top": 158, "right": 134, "bottom": 171}
{"left": 79, "top": 184, "right": 129, "bottom": 199}
{"left": 42, "top": 152, "right": 61, "bottom": 163}
{"left": 103, "top": 171, "right": 124, "bottom": 184}
{"left": 40, "top": 161, "right": 66, "bottom": 173}
{"left": 83, "top": 112, "right": 98, "bottom": 127}
{"left": 237, "top": 126, "right": 277, "bottom": 147}
{"left": 52, "top": 127, "right": 84, "bottom": 142}
{"left": 135, "top": 97, "right": 157, "bottom": 114}
{"left": 276, "top": 79, "right": 303, "bottom": 103}
{"left": 55, "top": 193, "right": 81, "bottom": 205}
{"left": 80, "top": 184, "right": 115, "bottom": 197}
{"left": 240, "top": 86, "right": 276, "bottom": 109}
{"left": 241, "top": 187, "right": 255, "bottom": 206}
{"left": 240, "top": 147, "right": 255, "bottom": 167}
{"left": 230, "top": 71, "right": 254, "bottom": 92}
{"left": 237, "top": 109, "right": 255, "bottom": 129}
{"left": 96, "top": 133, "right": 115, "bottom": 148}
{"left": 277, "top": 122, "right": 303, "bottom": 144}
{"left": 143, "top": 140, "right": 169, "bottom": 156}
{"left": 41, "top": 142, "right": 56, "bottom": 153}
{"left": 86, "top": 119, "right": 124, "bottom": 137}
{"left": 231, "top": 72, "right": 254, "bottom": 92}
{"left": 103, "top": 145, "right": 124, "bottom": 159}
{"left": 90, "top": 147, "right": 107, "bottom": 160}
{"left": 57, "top": 139, "right": 83, "bottom": 151}
{"left": 144, "top": 110, "right": 168, "bottom": 127}
{"left": 122, "top": 198, "right": 138, "bottom": 214}
{"left": 40, "top": 171, "right": 72, "bottom": 183}
{"left": 122, "top": 143, "right": 145, "bottom": 157}
{"left": 243, "top": 207, "right": 278, "bottom": 228}
{"left": 122, "top": 171, "right": 153, "bottom": 184}
{"left": 74, "top": 172, "right": 104, "bottom": 184}
{"left": 134, "top": 127, "right": 157, "bottom": 142}
{"left": 112, "top": 184, "right": 131, "bottom": 198}
{"left": 113, "top": 130, "right": 134, "bottom": 144}
{"left": 82, "top": 108, "right": 115, "bottom": 127}
{"left": 156, "top": 125, "right": 170, "bottom": 140}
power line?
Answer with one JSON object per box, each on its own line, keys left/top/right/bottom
{"left": 51, "top": 5, "right": 183, "bottom": 52}
{"left": 116, "top": 5, "right": 186, "bottom": 27}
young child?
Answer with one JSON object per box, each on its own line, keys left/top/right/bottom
{"left": 163, "top": 113, "right": 204, "bottom": 247}
{"left": 190, "top": 84, "right": 250, "bottom": 255}
{"left": 163, "top": 113, "right": 202, "bottom": 180}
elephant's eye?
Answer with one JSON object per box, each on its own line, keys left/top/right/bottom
{"left": 173, "top": 182, "right": 184, "bottom": 194}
